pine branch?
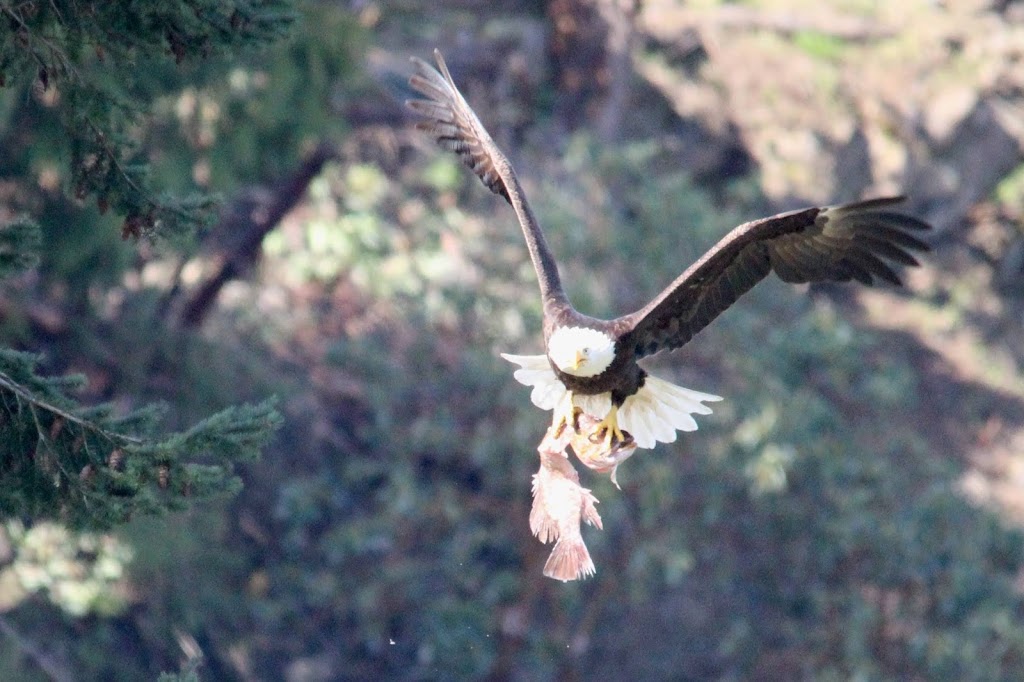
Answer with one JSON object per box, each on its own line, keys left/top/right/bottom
{"left": 0, "top": 366, "right": 143, "bottom": 446}
{"left": 0, "top": 348, "right": 282, "bottom": 529}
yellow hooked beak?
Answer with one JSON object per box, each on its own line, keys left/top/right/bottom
{"left": 573, "top": 350, "right": 586, "bottom": 370}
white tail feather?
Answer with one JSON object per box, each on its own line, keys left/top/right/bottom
{"left": 619, "top": 375, "right": 722, "bottom": 448}
{"left": 530, "top": 381, "right": 567, "bottom": 411}
{"left": 500, "top": 353, "right": 548, "bottom": 370}
{"left": 573, "top": 392, "right": 612, "bottom": 419}
{"left": 501, "top": 353, "right": 567, "bottom": 410}
{"left": 503, "top": 351, "right": 721, "bottom": 449}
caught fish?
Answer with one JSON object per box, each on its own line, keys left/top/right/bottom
{"left": 531, "top": 423, "right": 602, "bottom": 581}
{"left": 568, "top": 411, "right": 638, "bottom": 488}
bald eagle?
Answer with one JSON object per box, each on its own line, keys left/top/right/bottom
{"left": 408, "top": 50, "right": 930, "bottom": 452}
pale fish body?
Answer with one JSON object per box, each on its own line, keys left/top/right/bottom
{"left": 531, "top": 425, "right": 602, "bottom": 581}
{"left": 569, "top": 412, "right": 639, "bottom": 488}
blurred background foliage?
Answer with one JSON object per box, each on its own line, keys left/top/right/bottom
{"left": 2, "top": 0, "right": 1024, "bottom": 680}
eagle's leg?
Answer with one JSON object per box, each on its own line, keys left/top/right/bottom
{"left": 553, "top": 392, "right": 581, "bottom": 439}
{"left": 593, "top": 404, "right": 626, "bottom": 446}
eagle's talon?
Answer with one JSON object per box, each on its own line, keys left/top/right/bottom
{"left": 570, "top": 407, "right": 582, "bottom": 433}
{"left": 590, "top": 405, "right": 626, "bottom": 447}
{"left": 553, "top": 396, "right": 582, "bottom": 440}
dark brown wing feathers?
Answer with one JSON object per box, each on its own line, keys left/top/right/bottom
{"left": 407, "top": 51, "right": 510, "bottom": 203}
{"left": 408, "top": 50, "right": 567, "bottom": 304}
{"left": 620, "top": 196, "right": 930, "bottom": 358}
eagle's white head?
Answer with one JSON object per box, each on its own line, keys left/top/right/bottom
{"left": 547, "top": 326, "right": 616, "bottom": 378}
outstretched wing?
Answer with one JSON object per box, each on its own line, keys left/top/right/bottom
{"left": 408, "top": 50, "right": 513, "bottom": 203}
{"left": 407, "top": 50, "right": 565, "bottom": 303}
{"left": 617, "top": 196, "right": 931, "bottom": 358}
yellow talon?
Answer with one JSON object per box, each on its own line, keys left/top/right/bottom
{"left": 593, "top": 404, "right": 626, "bottom": 446}
{"left": 553, "top": 393, "right": 580, "bottom": 438}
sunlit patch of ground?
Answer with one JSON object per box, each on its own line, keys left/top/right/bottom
{"left": 859, "top": 258, "right": 1024, "bottom": 523}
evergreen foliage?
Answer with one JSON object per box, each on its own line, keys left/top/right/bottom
{"left": 0, "top": 216, "right": 281, "bottom": 529}
{"left": 0, "top": 1, "right": 295, "bottom": 531}
{"left": 0, "top": 347, "right": 281, "bottom": 528}
{"left": 0, "top": 0, "right": 295, "bottom": 238}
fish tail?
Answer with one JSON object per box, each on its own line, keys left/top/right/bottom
{"left": 543, "top": 537, "right": 596, "bottom": 582}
